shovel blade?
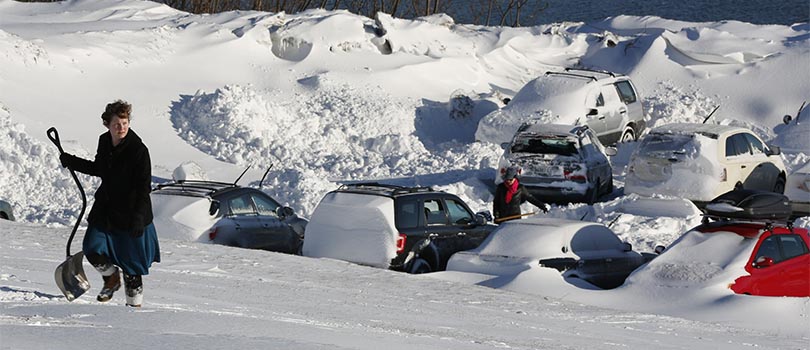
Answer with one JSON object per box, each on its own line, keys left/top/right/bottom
{"left": 54, "top": 252, "right": 90, "bottom": 302}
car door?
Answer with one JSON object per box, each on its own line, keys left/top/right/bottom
{"left": 584, "top": 90, "right": 608, "bottom": 138}
{"left": 222, "top": 193, "right": 264, "bottom": 248}
{"left": 745, "top": 233, "right": 810, "bottom": 296}
{"left": 740, "top": 133, "right": 781, "bottom": 191}
{"left": 250, "top": 191, "right": 299, "bottom": 253}
{"left": 422, "top": 197, "right": 463, "bottom": 270}
{"left": 723, "top": 133, "right": 756, "bottom": 189}
{"left": 614, "top": 80, "right": 643, "bottom": 128}
{"left": 445, "top": 196, "right": 490, "bottom": 249}
{"left": 595, "top": 83, "right": 624, "bottom": 144}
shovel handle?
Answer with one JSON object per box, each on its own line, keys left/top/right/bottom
{"left": 494, "top": 211, "right": 537, "bottom": 224}
{"left": 47, "top": 127, "right": 86, "bottom": 258}
{"left": 47, "top": 127, "right": 65, "bottom": 154}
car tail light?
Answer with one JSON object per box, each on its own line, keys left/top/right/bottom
{"left": 396, "top": 233, "right": 406, "bottom": 254}
{"left": 719, "top": 167, "right": 727, "bottom": 182}
{"left": 563, "top": 165, "right": 586, "bottom": 182}
{"left": 208, "top": 227, "right": 218, "bottom": 241}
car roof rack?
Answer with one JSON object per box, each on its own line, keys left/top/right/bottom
{"left": 564, "top": 67, "right": 619, "bottom": 77}
{"left": 336, "top": 182, "right": 434, "bottom": 197}
{"left": 700, "top": 214, "right": 794, "bottom": 232}
{"left": 152, "top": 180, "right": 238, "bottom": 198}
{"left": 544, "top": 71, "right": 597, "bottom": 82}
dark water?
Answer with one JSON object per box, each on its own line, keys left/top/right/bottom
{"left": 533, "top": 0, "right": 808, "bottom": 25}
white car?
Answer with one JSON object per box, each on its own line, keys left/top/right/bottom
{"left": 785, "top": 161, "right": 810, "bottom": 215}
{"left": 495, "top": 123, "right": 616, "bottom": 204}
{"left": 476, "top": 68, "right": 646, "bottom": 146}
{"left": 446, "top": 217, "right": 656, "bottom": 289}
{"left": 625, "top": 123, "right": 787, "bottom": 203}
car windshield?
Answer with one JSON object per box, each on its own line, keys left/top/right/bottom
{"left": 638, "top": 133, "right": 694, "bottom": 158}
{"left": 511, "top": 135, "right": 579, "bottom": 156}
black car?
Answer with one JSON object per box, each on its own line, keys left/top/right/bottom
{"left": 303, "top": 183, "right": 496, "bottom": 273}
{"left": 151, "top": 180, "right": 308, "bottom": 254}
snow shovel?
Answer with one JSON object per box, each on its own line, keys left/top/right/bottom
{"left": 494, "top": 211, "right": 537, "bottom": 224}
{"left": 47, "top": 127, "right": 91, "bottom": 301}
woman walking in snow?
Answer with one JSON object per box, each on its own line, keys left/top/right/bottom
{"left": 59, "top": 100, "right": 160, "bottom": 307}
{"left": 493, "top": 166, "right": 548, "bottom": 223}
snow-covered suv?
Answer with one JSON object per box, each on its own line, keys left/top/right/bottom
{"left": 495, "top": 123, "right": 616, "bottom": 204}
{"left": 303, "top": 183, "right": 496, "bottom": 273}
{"left": 476, "top": 68, "right": 646, "bottom": 146}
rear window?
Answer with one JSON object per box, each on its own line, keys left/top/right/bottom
{"left": 614, "top": 80, "right": 637, "bottom": 104}
{"left": 511, "top": 136, "right": 579, "bottom": 156}
{"left": 638, "top": 133, "right": 695, "bottom": 158}
{"left": 395, "top": 198, "right": 420, "bottom": 229}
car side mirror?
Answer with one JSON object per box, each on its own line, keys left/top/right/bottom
{"left": 753, "top": 256, "right": 774, "bottom": 268}
{"left": 783, "top": 114, "right": 792, "bottom": 125}
{"left": 604, "top": 146, "right": 618, "bottom": 156}
{"left": 654, "top": 245, "right": 666, "bottom": 254}
{"left": 621, "top": 242, "right": 632, "bottom": 252}
{"left": 765, "top": 145, "right": 781, "bottom": 156}
{"left": 276, "top": 206, "right": 295, "bottom": 218}
{"left": 587, "top": 108, "right": 599, "bottom": 116}
{"left": 208, "top": 200, "right": 221, "bottom": 216}
{"left": 500, "top": 142, "right": 510, "bottom": 150}
{"left": 475, "top": 210, "right": 492, "bottom": 224}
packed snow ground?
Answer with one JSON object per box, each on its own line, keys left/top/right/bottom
{"left": 0, "top": 0, "right": 808, "bottom": 348}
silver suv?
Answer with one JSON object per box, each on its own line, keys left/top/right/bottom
{"left": 476, "top": 68, "right": 647, "bottom": 146}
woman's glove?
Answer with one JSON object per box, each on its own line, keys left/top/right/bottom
{"left": 59, "top": 153, "right": 74, "bottom": 169}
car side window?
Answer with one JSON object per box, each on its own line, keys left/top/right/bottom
{"left": 614, "top": 80, "right": 637, "bottom": 104}
{"left": 446, "top": 199, "right": 474, "bottom": 225}
{"left": 600, "top": 85, "right": 621, "bottom": 106}
{"left": 229, "top": 195, "right": 256, "bottom": 216}
{"left": 725, "top": 134, "right": 750, "bottom": 157}
{"left": 395, "top": 198, "right": 420, "bottom": 229}
{"left": 742, "top": 133, "right": 765, "bottom": 155}
{"left": 423, "top": 199, "right": 448, "bottom": 226}
{"left": 596, "top": 93, "right": 605, "bottom": 107}
{"left": 251, "top": 193, "right": 279, "bottom": 216}
{"left": 778, "top": 235, "right": 809, "bottom": 260}
{"left": 754, "top": 236, "right": 782, "bottom": 262}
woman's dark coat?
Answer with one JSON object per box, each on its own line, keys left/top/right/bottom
{"left": 493, "top": 182, "right": 544, "bottom": 221}
{"left": 61, "top": 129, "right": 153, "bottom": 235}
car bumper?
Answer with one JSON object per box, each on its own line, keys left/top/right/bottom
{"left": 524, "top": 185, "right": 590, "bottom": 204}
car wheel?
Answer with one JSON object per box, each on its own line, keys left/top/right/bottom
{"left": 0, "top": 212, "right": 7, "bottom": 220}
{"left": 587, "top": 181, "right": 600, "bottom": 205}
{"left": 773, "top": 177, "right": 785, "bottom": 194}
{"left": 620, "top": 127, "right": 635, "bottom": 143}
{"left": 409, "top": 258, "right": 433, "bottom": 274}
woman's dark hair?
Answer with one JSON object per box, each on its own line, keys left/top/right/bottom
{"left": 101, "top": 100, "right": 132, "bottom": 125}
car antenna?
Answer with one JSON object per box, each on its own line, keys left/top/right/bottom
{"left": 259, "top": 164, "right": 274, "bottom": 190}
{"left": 233, "top": 165, "right": 251, "bottom": 186}
{"left": 702, "top": 105, "right": 720, "bottom": 124}
{"left": 794, "top": 100, "right": 805, "bottom": 124}
{"left": 607, "top": 213, "right": 622, "bottom": 228}
{"left": 579, "top": 211, "right": 588, "bottom": 221}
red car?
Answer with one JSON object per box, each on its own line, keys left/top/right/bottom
{"left": 697, "top": 222, "right": 810, "bottom": 297}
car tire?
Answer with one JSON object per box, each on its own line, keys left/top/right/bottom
{"left": 0, "top": 212, "right": 7, "bottom": 220}
{"left": 773, "top": 177, "right": 785, "bottom": 194}
{"left": 620, "top": 127, "right": 635, "bottom": 143}
{"left": 409, "top": 258, "right": 433, "bottom": 274}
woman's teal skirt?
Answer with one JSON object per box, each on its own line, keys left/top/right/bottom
{"left": 83, "top": 223, "right": 160, "bottom": 276}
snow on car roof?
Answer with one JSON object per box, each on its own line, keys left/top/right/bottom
{"left": 475, "top": 217, "right": 623, "bottom": 259}
{"left": 517, "top": 123, "right": 583, "bottom": 137}
{"left": 649, "top": 123, "right": 748, "bottom": 139}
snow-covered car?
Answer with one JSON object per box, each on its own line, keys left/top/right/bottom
{"left": 785, "top": 161, "right": 810, "bottom": 215}
{"left": 496, "top": 123, "right": 616, "bottom": 204}
{"left": 476, "top": 68, "right": 646, "bottom": 146}
{"left": 0, "top": 199, "right": 14, "bottom": 221}
{"left": 631, "top": 190, "right": 809, "bottom": 297}
{"left": 625, "top": 123, "right": 787, "bottom": 203}
{"left": 303, "top": 183, "right": 496, "bottom": 273}
{"left": 150, "top": 180, "right": 308, "bottom": 254}
{"left": 446, "top": 217, "right": 657, "bottom": 289}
